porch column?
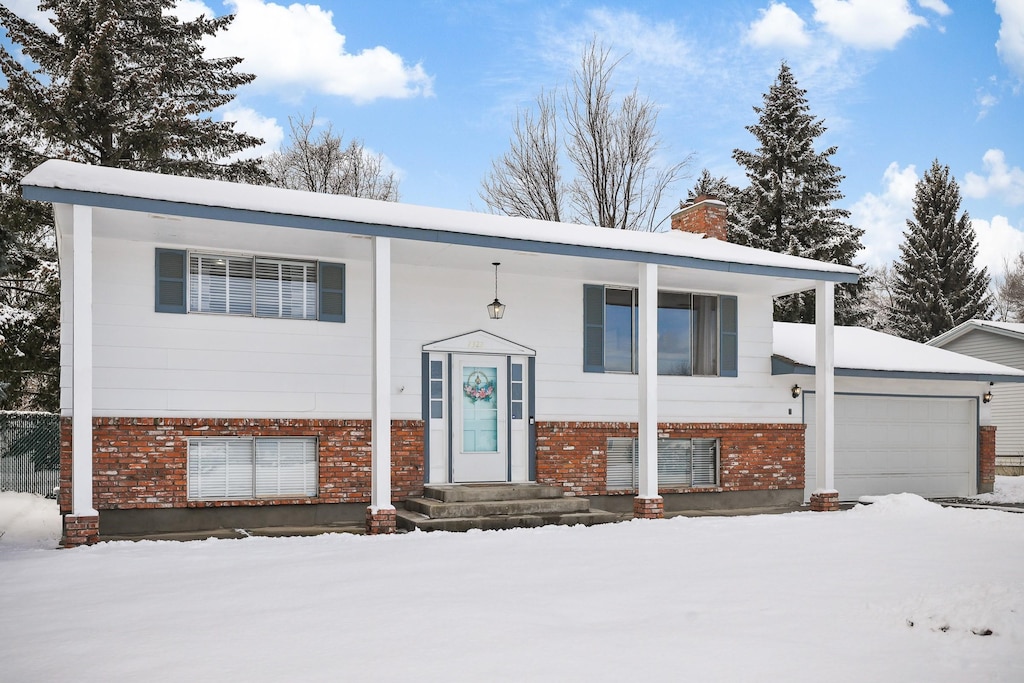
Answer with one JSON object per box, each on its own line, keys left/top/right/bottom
{"left": 811, "top": 281, "right": 839, "bottom": 512}
{"left": 367, "top": 235, "right": 396, "bottom": 533}
{"left": 65, "top": 204, "right": 99, "bottom": 547}
{"left": 634, "top": 262, "right": 663, "bottom": 519}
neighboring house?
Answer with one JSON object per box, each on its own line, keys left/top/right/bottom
{"left": 19, "top": 160, "right": 1021, "bottom": 546}
{"left": 773, "top": 323, "right": 1024, "bottom": 501}
{"left": 928, "top": 321, "right": 1024, "bottom": 463}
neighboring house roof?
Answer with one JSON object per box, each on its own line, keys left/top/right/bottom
{"left": 20, "top": 159, "right": 859, "bottom": 285}
{"left": 927, "top": 319, "right": 1024, "bottom": 347}
{"left": 772, "top": 322, "right": 1024, "bottom": 382}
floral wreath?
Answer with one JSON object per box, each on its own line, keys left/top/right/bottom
{"left": 463, "top": 370, "right": 495, "bottom": 403}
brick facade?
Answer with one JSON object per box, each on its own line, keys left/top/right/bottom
{"left": 535, "top": 421, "right": 805, "bottom": 496}
{"left": 61, "top": 515, "right": 99, "bottom": 547}
{"left": 809, "top": 490, "right": 839, "bottom": 512}
{"left": 633, "top": 496, "right": 664, "bottom": 519}
{"left": 980, "top": 425, "right": 996, "bottom": 494}
{"left": 58, "top": 417, "right": 424, "bottom": 517}
{"left": 365, "top": 506, "right": 397, "bottom": 534}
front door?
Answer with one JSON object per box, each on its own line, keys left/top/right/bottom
{"left": 452, "top": 355, "right": 508, "bottom": 482}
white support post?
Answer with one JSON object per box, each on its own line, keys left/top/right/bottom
{"left": 72, "top": 205, "right": 98, "bottom": 517}
{"left": 637, "top": 262, "right": 659, "bottom": 501}
{"left": 370, "top": 236, "right": 393, "bottom": 512}
{"left": 814, "top": 281, "right": 836, "bottom": 495}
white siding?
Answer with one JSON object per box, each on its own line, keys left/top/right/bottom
{"left": 939, "top": 330, "right": 1024, "bottom": 458}
{"left": 63, "top": 231, "right": 800, "bottom": 423}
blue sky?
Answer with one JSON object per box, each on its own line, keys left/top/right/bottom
{"left": 8, "top": 0, "right": 1024, "bottom": 278}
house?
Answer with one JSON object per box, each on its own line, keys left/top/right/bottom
{"left": 19, "top": 159, "right": 1018, "bottom": 546}
{"left": 773, "top": 323, "right": 1024, "bottom": 501}
{"left": 928, "top": 321, "right": 1024, "bottom": 465}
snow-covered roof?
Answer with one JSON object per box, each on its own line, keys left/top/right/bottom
{"left": 772, "top": 322, "right": 1024, "bottom": 382}
{"left": 927, "top": 319, "right": 1024, "bottom": 347}
{"left": 20, "top": 160, "right": 859, "bottom": 284}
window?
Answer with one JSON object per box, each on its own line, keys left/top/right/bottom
{"left": 155, "top": 249, "right": 344, "bottom": 322}
{"left": 606, "top": 437, "right": 719, "bottom": 491}
{"left": 187, "top": 437, "right": 317, "bottom": 500}
{"left": 583, "top": 285, "right": 737, "bottom": 377}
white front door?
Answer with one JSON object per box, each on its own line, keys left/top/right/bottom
{"left": 452, "top": 355, "right": 508, "bottom": 482}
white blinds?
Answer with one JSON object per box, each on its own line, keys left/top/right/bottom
{"left": 605, "top": 437, "right": 719, "bottom": 490}
{"left": 188, "top": 437, "right": 317, "bottom": 500}
{"left": 188, "top": 439, "right": 254, "bottom": 500}
{"left": 255, "top": 259, "right": 317, "bottom": 320}
{"left": 190, "top": 254, "right": 316, "bottom": 319}
{"left": 255, "top": 438, "right": 317, "bottom": 497}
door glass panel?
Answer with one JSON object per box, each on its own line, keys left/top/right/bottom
{"left": 462, "top": 366, "right": 498, "bottom": 452}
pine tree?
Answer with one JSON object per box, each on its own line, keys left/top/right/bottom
{"left": 890, "top": 160, "right": 992, "bottom": 341}
{"left": 0, "top": 0, "right": 263, "bottom": 410}
{"left": 686, "top": 168, "right": 748, "bottom": 237}
{"left": 732, "top": 63, "right": 865, "bottom": 324}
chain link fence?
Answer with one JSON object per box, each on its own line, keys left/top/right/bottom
{"left": 1, "top": 412, "right": 60, "bottom": 497}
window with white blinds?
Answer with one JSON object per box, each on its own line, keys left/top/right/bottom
{"left": 606, "top": 437, "right": 719, "bottom": 491}
{"left": 189, "top": 253, "right": 317, "bottom": 319}
{"left": 188, "top": 437, "right": 318, "bottom": 500}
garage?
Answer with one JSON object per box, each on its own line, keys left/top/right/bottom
{"left": 804, "top": 393, "right": 976, "bottom": 501}
{"left": 773, "top": 322, "right": 1024, "bottom": 503}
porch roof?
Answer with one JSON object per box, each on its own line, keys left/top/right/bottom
{"left": 22, "top": 160, "right": 859, "bottom": 285}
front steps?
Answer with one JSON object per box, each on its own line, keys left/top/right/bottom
{"left": 397, "top": 483, "right": 621, "bottom": 532}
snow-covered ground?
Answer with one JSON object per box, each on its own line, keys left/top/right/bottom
{"left": 1, "top": 484, "right": 1023, "bottom": 682}
{"left": 972, "top": 474, "right": 1024, "bottom": 504}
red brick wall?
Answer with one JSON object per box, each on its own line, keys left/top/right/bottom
{"left": 535, "top": 421, "right": 805, "bottom": 496}
{"left": 980, "top": 425, "right": 996, "bottom": 493}
{"left": 671, "top": 197, "right": 729, "bottom": 241}
{"left": 59, "top": 417, "right": 423, "bottom": 513}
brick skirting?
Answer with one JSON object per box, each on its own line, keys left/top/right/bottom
{"left": 365, "top": 506, "right": 397, "bottom": 534}
{"left": 535, "top": 421, "right": 805, "bottom": 497}
{"left": 59, "top": 417, "right": 425, "bottom": 517}
{"left": 809, "top": 490, "right": 840, "bottom": 512}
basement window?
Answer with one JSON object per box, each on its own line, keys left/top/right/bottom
{"left": 606, "top": 437, "right": 719, "bottom": 491}
{"left": 187, "top": 437, "right": 318, "bottom": 500}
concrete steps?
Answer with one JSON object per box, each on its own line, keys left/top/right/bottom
{"left": 397, "top": 483, "right": 621, "bottom": 532}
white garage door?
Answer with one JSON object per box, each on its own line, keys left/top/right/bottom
{"left": 805, "top": 394, "right": 976, "bottom": 501}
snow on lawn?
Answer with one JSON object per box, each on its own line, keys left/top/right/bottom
{"left": 971, "top": 475, "right": 1024, "bottom": 504}
{"left": 0, "top": 492, "right": 61, "bottom": 549}
{"left": 2, "top": 495, "right": 1023, "bottom": 682}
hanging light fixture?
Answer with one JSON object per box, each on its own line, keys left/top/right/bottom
{"left": 487, "top": 262, "right": 506, "bottom": 319}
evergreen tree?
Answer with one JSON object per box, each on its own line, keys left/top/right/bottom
{"left": 890, "top": 160, "right": 992, "bottom": 342}
{"left": 686, "top": 168, "right": 748, "bottom": 237}
{"left": 732, "top": 63, "right": 865, "bottom": 324}
{"left": 0, "top": 0, "right": 263, "bottom": 410}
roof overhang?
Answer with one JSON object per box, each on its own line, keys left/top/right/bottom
{"left": 927, "top": 320, "right": 1024, "bottom": 347}
{"left": 771, "top": 355, "right": 1024, "bottom": 383}
{"left": 21, "top": 160, "right": 860, "bottom": 289}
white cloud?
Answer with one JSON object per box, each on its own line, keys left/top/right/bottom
{"left": 852, "top": 162, "right": 919, "bottom": 267}
{"left": 916, "top": 0, "right": 951, "bottom": 17}
{"left": 4, "top": 0, "right": 53, "bottom": 29}
{"left": 169, "top": 0, "right": 214, "bottom": 22}
{"left": 747, "top": 3, "right": 811, "bottom": 49}
{"left": 975, "top": 89, "right": 998, "bottom": 119}
{"left": 811, "top": 0, "right": 927, "bottom": 50}
{"left": 197, "top": 0, "right": 433, "bottom": 104}
{"left": 972, "top": 215, "right": 1024, "bottom": 277}
{"left": 220, "top": 106, "right": 284, "bottom": 160}
{"left": 995, "top": 0, "right": 1024, "bottom": 82}
{"left": 964, "top": 149, "right": 1024, "bottom": 206}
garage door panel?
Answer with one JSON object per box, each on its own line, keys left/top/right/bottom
{"left": 805, "top": 394, "right": 976, "bottom": 501}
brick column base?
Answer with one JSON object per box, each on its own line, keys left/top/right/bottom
{"left": 633, "top": 496, "right": 664, "bottom": 519}
{"left": 61, "top": 515, "right": 100, "bottom": 547}
{"left": 365, "top": 506, "right": 397, "bottom": 534}
{"left": 810, "top": 491, "right": 840, "bottom": 512}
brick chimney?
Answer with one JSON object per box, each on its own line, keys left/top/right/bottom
{"left": 670, "top": 195, "right": 728, "bottom": 241}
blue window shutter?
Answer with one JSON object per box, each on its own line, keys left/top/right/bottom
{"left": 318, "top": 262, "right": 345, "bottom": 322}
{"left": 583, "top": 285, "right": 605, "bottom": 372}
{"left": 155, "top": 248, "right": 187, "bottom": 313}
{"left": 720, "top": 295, "right": 738, "bottom": 377}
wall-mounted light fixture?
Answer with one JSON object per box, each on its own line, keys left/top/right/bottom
{"left": 487, "top": 262, "right": 506, "bottom": 320}
{"left": 983, "top": 390, "right": 993, "bottom": 404}
{"left": 791, "top": 384, "right": 802, "bottom": 399}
